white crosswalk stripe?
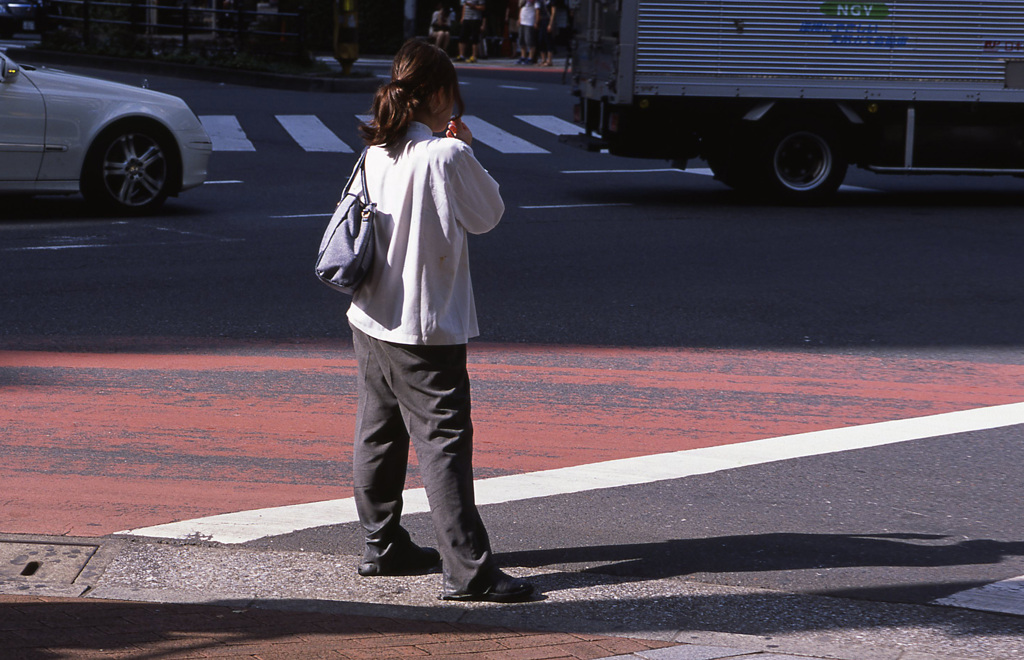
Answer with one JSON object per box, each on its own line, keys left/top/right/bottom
{"left": 201, "top": 114, "right": 572, "bottom": 154}
{"left": 461, "top": 115, "right": 548, "bottom": 153}
{"left": 516, "top": 114, "right": 584, "bottom": 136}
{"left": 356, "top": 114, "right": 549, "bottom": 153}
{"left": 198, "top": 115, "right": 255, "bottom": 152}
{"left": 275, "top": 115, "right": 354, "bottom": 153}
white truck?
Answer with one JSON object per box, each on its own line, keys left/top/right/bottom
{"left": 567, "top": 0, "right": 1024, "bottom": 199}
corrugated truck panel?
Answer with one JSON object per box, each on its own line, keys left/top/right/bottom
{"left": 636, "top": 1, "right": 1024, "bottom": 83}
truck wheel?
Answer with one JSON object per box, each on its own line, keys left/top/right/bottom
{"left": 754, "top": 124, "right": 848, "bottom": 200}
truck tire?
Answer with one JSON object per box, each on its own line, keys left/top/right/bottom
{"left": 752, "top": 123, "right": 848, "bottom": 201}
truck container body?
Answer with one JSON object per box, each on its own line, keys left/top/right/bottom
{"left": 570, "top": 0, "right": 1024, "bottom": 198}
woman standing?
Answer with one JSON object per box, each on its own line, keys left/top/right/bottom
{"left": 348, "top": 39, "right": 534, "bottom": 603}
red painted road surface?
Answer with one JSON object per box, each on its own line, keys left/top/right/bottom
{"left": 2, "top": 339, "right": 1023, "bottom": 537}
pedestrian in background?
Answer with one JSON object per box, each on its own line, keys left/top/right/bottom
{"left": 517, "top": 0, "right": 540, "bottom": 64}
{"left": 535, "top": 0, "right": 552, "bottom": 66}
{"left": 350, "top": 39, "right": 535, "bottom": 603}
{"left": 429, "top": 2, "right": 451, "bottom": 53}
{"left": 540, "top": 0, "right": 566, "bottom": 66}
{"left": 504, "top": 0, "right": 520, "bottom": 59}
{"left": 457, "top": 0, "right": 486, "bottom": 62}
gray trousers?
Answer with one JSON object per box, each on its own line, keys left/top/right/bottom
{"left": 350, "top": 325, "right": 495, "bottom": 592}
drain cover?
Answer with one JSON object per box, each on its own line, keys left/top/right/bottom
{"left": 0, "top": 542, "right": 97, "bottom": 585}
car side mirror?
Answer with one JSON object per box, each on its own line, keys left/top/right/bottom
{"left": 0, "top": 57, "right": 19, "bottom": 83}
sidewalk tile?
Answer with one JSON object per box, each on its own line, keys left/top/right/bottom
{"left": 636, "top": 645, "right": 755, "bottom": 659}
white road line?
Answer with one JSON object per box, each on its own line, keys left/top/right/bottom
{"left": 2, "top": 244, "right": 114, "bottom": 252}
{"left": 516, "top": 114, "right": 583, "bottom": 136}
{"left": 500, "top": 84, "right": 538, "bottom": 91}
{"left": 275, "top": 115, "right": 354, "bottom": 153}
{"left": 203, "top": 180, "right": 244, "bottom": 185}
{"left": 670, "top": 167, "right": 881, "bottom": 193}
{"left": 120, "top": 400, "right": 1024, "bottom": 545}
{"left": 520, "top": 202, "right": 633, "bottom": 210}
{"left": 562, "top": 168, "right": 685, "bottom": 174}
{"left": 462, "top": 115, "right": 548, "bottom": 153}
{"left": 198, "top": 115, "right": 255, "bottom": 152}
{"left": 934, "top": 575, "right": 1024, "bottom": 616}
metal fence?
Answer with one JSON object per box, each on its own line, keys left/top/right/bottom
{"left": 45, "top": 0, "right": 308, "bottom": 59}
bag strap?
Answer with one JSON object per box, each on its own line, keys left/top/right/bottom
{"left": 359, "top": 149, "right": 371, "bottom": 205}
{"left": 341, "top": 148, "right": 370, "bottom": 201}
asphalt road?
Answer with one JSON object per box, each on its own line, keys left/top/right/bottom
{"left": 1, "top": 57, "right": 1023, "bottom": 649}
{"left": 3, "top": 59, "right": 1024, "bottom": 350}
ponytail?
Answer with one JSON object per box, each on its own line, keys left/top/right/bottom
{"left": 359, "top": 40, "right": 464, "bottom": 147}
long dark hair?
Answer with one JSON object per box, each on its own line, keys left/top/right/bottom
{"left": 359, "top": 40, "right": 465, "bottom": 147}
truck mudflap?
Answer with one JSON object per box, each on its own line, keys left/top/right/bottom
{"left": 558, "top": 133, "right": 608, "bottom": 152}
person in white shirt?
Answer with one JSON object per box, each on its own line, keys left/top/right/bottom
{"left": 348, "top": 39, "right": 534, "bottom": 603}
{"left": 517, "top": 0, "right": 540, "bottom": 64}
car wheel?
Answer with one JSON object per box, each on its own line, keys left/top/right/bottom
{"left": 752, "top": 123, "right": 848, "bottom": 201}
{"left": 82, "top": 124, "right": 174, "bottom": 213}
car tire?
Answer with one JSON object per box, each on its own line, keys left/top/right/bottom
{"left": 750, "top": 122, "right": 848, "bottom": 201}
{"left": 81, "top": 122, "right": 176, "bottom": 213}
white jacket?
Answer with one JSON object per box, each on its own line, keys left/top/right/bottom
{"left": 347, "top": 122, "right": 504, "bottom": 345}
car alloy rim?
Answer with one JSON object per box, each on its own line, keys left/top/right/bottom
{"left": 773, "top": 131, "right": 832, "bottom": 191}
{"left": 102, "top": 133, "right": 168, "bottom": 206}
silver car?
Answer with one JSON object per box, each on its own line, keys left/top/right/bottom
{"left": 0, "top": 51, "right": 211, "bottom": 212}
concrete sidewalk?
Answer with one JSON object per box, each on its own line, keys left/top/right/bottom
{"left": 3, "top": 535, "right": 1022, "bottom": 659}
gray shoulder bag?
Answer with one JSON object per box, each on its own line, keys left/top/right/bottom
{"left": 315, "top": 148, "right": 376, "bottom": 295}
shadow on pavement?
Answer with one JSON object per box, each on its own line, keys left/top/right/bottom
{"left": 0, "top": 596, "right": 669, "bottom": 659}
{"left": 499, "top": 532, "right": 1024, "bottom": 605}
{"left": 506, "top": 532, "right": 1024, "bottom": 574}
{"left": 3, "top": 584, "right": 1022, "bottom": 660}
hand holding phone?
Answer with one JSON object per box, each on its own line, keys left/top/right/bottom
{"left": 446, "top": 117, "right": 473, "bottom": 146}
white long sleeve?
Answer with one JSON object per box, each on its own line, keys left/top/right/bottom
{"left": 346, "top": 122, "right": 504, "bottom": 345}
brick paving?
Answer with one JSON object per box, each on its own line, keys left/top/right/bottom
{"left": 0, "top": 595, "right": 677, "bottom": 659}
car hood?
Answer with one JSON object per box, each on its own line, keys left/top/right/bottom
{"left": 20, "top": 64, "right": 190, "bottom": 109}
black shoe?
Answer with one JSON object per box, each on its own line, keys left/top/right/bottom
{"left": 358, "top": 542, "right": 441, "bottom": 577}
{"left": 440, "top": 570, "right": 535, "bottom": 603}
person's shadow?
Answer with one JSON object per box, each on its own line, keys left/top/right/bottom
{"left": 498, "top": 532, "right": 1024, "bottom": 603}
